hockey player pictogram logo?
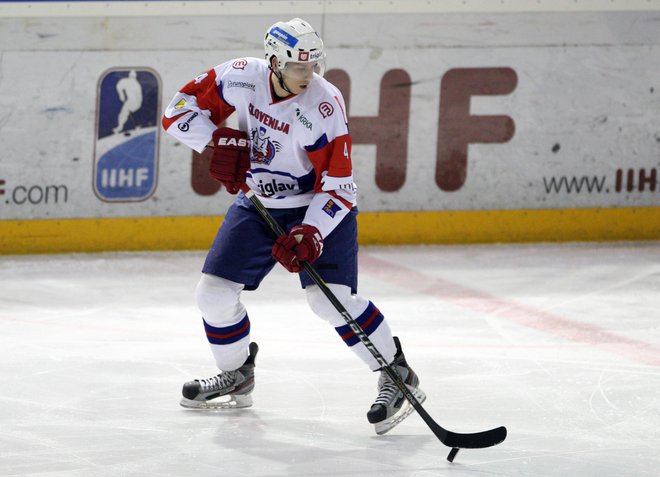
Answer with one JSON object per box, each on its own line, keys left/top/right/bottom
{"left": 250, "top": 126, "right": 281, "bottom": 165}
{"left": 94, "top": 67, "right": 160, "bottom": 202}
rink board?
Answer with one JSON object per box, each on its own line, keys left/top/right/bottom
{"left": 1, "top": 1, "right": 659, "bottom": 253}
{"left": 1, "top": 207, "right": 658, "bottom": 254}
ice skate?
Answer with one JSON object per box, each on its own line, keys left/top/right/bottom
{"left": 367, "top": 337, "right": 426, "bottom": 435}
{"left": 180, "top": 342, "right": 258, "bottom": 409}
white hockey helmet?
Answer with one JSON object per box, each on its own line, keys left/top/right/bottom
{"left": 264, "top": 18, "right": 325, "bottom": 77}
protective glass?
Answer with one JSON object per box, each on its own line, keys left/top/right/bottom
{"left": 282, "top": 58, "right": 326, "bottom": 81}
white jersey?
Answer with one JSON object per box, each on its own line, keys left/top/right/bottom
{"left": 162, "top": 57, "right": 356, "bottom": 239}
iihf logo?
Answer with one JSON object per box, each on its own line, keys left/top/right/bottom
{"left": 250, "top": 126, "right": 281, "bottom": 165}
{"left": 93, "top": 67, "right": 161, "bottom": 202}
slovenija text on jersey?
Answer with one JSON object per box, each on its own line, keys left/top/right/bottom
{"left": 249, "top": 103, "right": 290, "bottom": 134}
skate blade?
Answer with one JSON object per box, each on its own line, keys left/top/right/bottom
{"left": 374, "top": 388, "right": 426, "bottom": 435}
{"left": 180, "top": 394, "right": 253, "bottom": 410}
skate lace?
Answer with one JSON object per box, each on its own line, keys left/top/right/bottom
{"left": 198, "top": 371, "right": 237, "bottom": 393}
{"left": 374, "top": 371, "right": 400, "bottom": 406}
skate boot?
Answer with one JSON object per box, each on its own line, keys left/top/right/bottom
{"left": 180, "top": 342, "right": 258, "bottom": 409}
{"left": 367, "top": 337, "right": 426, "bottom": 435}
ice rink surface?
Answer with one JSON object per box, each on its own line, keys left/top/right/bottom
{"left": 1, "top": 242, "right": 659, "bottom": 476}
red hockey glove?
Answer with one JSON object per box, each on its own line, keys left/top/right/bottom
{"left": 272, "top": 224, "right": 324, "bottom": 273}
{"left": 209, "top": 127, "right": 251, "bottom": 194}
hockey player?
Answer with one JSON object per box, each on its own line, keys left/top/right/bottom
{"left": 162, "top": 18, "right": 425, "bottom": 435}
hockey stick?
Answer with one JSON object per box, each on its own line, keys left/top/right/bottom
{"left": 243, "top": 189, "right": 507, "bottom": 461}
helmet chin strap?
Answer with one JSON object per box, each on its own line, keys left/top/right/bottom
{"left": 272, "top": 65, "right": 294, "bottom": 95}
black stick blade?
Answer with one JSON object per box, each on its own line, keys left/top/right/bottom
{"left": 415, "top": 402, "right": 507, "bottom": 450}
{"left": 443, "top": 426, "right": 507, "bottom": 449}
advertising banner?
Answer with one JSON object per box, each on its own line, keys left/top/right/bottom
{"left": 0, "top": 2, "right": 658, "bottom": 251}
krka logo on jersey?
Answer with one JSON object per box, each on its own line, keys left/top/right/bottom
{"left": 94, "top": 68, "right": 161, "bottom": 202}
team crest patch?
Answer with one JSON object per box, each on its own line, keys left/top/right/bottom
{"left": 322, "top": 199, "right": 342, "bottom": 218}
{"left": 93, "top": 67, "right": 160, "bottom": 202}
{"left": 251, "top": 126, "right": 281, "bottom": 165}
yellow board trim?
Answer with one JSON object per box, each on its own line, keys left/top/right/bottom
{"left": 357, "top": 207, "right": 660, "bottom": 245}
{"left": 0, "top": 207, "right": 658, "bottom": 255}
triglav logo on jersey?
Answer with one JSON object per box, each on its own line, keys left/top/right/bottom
{"left": 93, "top": 68, "right": 161, "bottom": 202}
{"left": 250, "top": 127, "right": 281, "bottom": 165}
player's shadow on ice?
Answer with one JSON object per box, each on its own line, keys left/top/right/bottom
{"left": 201, "top": 409, "right": 438, "bottom": 473}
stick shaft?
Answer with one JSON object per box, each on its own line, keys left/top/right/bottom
{"left": 245, "top": 191, "right": 419, "bottom": 398}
